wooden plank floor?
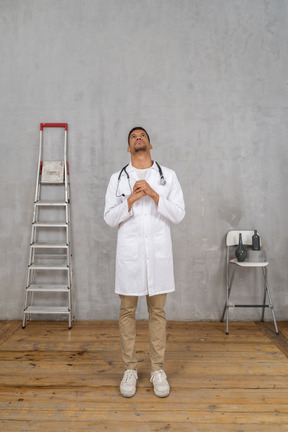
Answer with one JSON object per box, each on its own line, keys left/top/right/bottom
{"left": 1, "top": 320, "right": 288, "bottom": 431}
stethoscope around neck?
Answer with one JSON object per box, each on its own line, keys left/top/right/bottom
{"left": 115, "top": 161, "right": 166, "bottom": 197}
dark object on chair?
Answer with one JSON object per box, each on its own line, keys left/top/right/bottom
{"left": 252, "top": 230, "right": 260, "bottom": 251}
{"left": 235, "top": 233, "right": 247, "bottom": 262}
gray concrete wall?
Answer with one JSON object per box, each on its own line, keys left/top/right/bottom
{"left": 1, "top": 0, "right": 288, "bottom": 321}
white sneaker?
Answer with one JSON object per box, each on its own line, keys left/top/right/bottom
{"left": 150, "top": 370, "right": 170, "bottom": 397}
{"left": 120, "top": 369, "right": 138, "bottom": 397}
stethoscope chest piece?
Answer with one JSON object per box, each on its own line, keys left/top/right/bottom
{"left": 155, "top": 161, "right": 166, "bottom": 185}
{"left": 115, "top": 164, "right": 131, "bottom": 197}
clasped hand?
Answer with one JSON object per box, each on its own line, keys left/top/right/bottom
{"left": 133, "top": 180, "right": 154, "bottom": 197}
{"left": 127, "top": 180, "right": 159, "bottom": 210}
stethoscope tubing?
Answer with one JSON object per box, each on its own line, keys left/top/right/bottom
{"left": 115, "top": 162, "right": 166, "bottom": 197}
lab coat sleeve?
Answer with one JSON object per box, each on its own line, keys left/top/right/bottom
{"left": 104, "top": 174, "right": 134, "bottom": 228}
{"left": 157, "top": 171, "right": 185, "bottom": 224}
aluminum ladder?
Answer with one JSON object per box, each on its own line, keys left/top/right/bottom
{"left": 22, "top": 123, "right": 73, "bottom": 329}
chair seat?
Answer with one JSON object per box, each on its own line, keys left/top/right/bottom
{"left": 230, "top": 258, "right": 268, "bottom": 268}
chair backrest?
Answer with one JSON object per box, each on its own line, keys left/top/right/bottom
{"left": 226, "top": 230, "right": 262, "bottom": 247}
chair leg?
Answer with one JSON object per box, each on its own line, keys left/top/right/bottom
{"left": 261, "top": 269, "right": 267, "bottom": 322}
{"left": 262, "top": 268, "right": 279, "bottom": 335}
{"left": 221, "top": 292, "right": 230, "bottom": 334}
{"left": 221, "top": 268, "right": 236, "bottom": 335}
{"left": 220, "top": 303, "right": 230, "bottom": 334}
{"left": 226, "top": 307, "right": 229, "bottom": 335}
{"left": 221, "top": 302, "right": 227, "bottom": 322}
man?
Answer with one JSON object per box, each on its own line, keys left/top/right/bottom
{"left": 104, "top": 127, "right": 185, "bottom": 398}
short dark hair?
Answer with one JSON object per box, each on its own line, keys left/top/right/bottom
{"left": 128, "top": 127, "right": 150, "bottom": 144}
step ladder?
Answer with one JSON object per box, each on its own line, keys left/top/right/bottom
{"left": 22, "top": 123, "right": 73, "bottom": 329}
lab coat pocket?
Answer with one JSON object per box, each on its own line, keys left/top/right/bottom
{"left": 116, "top": 240, "right": 138, "bottom": 261}
{"left": 154, "top": 233, "right": 172, "bottom": 259}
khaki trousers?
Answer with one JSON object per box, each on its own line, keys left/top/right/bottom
{"left": 119, "top": 294, "right": 167, "bottom": 372}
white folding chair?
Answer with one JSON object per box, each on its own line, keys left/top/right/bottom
{"left": 221, "top": 230, "right": 279, "bottom": 335}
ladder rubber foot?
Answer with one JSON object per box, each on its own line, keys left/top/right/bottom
{"left": 226, "top": 332, "right": 229, "bottom": 335}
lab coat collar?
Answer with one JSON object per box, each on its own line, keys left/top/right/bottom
{"left": 127, "top": 161, "right": 158, "bottom": 173}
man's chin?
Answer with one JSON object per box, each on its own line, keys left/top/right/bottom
{"left": 135, "top": 146, "right": 147, "bottom": 152}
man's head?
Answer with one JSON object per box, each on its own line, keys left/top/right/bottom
{"left": 127, "top": 127, "right": 152, "bottom": 154}
{"left": 128, "top": 127, "right": 150, "bottom": 145}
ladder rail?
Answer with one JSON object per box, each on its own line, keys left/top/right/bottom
{"left": 64, "top": 128, "right": 69, "bottom": 205}
{"left": 63, "top": 128, "right": 73, "bottom": 318}
{"left": 34, "top": 127, "right": 43, "bottom": 204}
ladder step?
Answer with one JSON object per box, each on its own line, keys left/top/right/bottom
{"left": 23, "top": 306, "right": 70, "bottom": 315}
{"left": 34, "top": 255, "right": 68, "bottom": 260}
{"left": 31, "top": 242, "right": 68, "bottom": 248}
{"left": 40, "top": 181, "right": 65, "bottom": 185}
{"left": 33, "top": 222, "right": 67, "bottom": 227}
{"left": 28, "top": 264, "right": 69, "bottom": 270}
{"left": 27, "top": 285, "right": 69, "bottom": 292}
{"left": 35, "top": 201, "right": 68, "bottom": 206}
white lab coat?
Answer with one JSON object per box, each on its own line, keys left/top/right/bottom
{"left": 104, "top": 162, "right": 185, "bottom": 296}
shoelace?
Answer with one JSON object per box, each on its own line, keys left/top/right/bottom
{"left": 150, "top": 370, "right": 167, "bottom": 383}
{"left": 123, "top": 370, "right": 137, "bottom": 383}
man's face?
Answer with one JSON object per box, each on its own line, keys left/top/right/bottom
{"left": 128, "top": 129, "right": 152, "bottom": 154}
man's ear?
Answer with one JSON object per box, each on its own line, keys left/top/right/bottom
{"left": 149, "top": 143, "right": 152, "bottom": 150}
{"left": 127, "top": 145, "right": 131, "bottom": 153}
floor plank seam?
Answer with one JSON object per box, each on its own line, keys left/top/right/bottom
{"left": 0, "top": 322, "right": 22, "bottom": 349}
{"left": 256, "top": 322, "right": 288, "bottom": 360}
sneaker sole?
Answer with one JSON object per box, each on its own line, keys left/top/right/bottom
{"left": 153, "top": 388, "right": 170, "bottom": 398}
{"left": 120, "top": 388, "right": 137, "bottom": 398}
